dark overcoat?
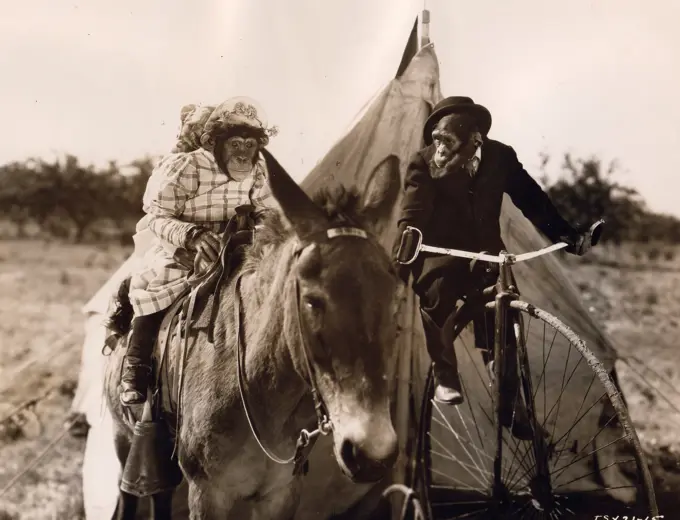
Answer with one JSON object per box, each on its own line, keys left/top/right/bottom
{"left": 394, "top": 138, "right": 579, "bottom": 294}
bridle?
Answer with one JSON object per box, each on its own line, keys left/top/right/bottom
{"left": 234, "top": 224, "right": 381, "bottom": 476}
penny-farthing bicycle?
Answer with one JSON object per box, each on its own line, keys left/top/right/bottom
{"left": 396, "top": 222, "right": 658, "bottom": 519}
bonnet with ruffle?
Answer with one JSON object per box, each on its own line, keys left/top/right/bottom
{"left": 200, "top": 96, "right": 278, "bottom": 153}
{"left": 172, "top": 104, "right": 216, "bottom": 153}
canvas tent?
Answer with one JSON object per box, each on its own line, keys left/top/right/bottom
{"left": 70, "top": 13, "right": 634, "bottom": 519}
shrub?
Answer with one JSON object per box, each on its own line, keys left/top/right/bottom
{"left": 647, "top": 246, "right": 661, "bottom": 262}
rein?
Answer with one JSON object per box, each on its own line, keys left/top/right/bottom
{"left": 234, "top": 224, "right": 373, "bottom": 476}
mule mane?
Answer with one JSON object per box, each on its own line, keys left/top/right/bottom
{"left": 244, "top": 182, "right": 368, "bottom": 269}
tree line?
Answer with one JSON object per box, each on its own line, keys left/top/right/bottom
{"left": 0, "top": 155, "right": 154, "bottom": 243}
{"left": 0, "top": 151, "right": 678, "bottom": 245}
{"left": 538, "top": 153, "right": 680, "bottom": 245}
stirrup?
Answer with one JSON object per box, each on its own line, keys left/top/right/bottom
{"left": 120, "top": 388, "right": 147, "bottom": 406}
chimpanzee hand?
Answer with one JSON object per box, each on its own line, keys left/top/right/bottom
{"left": 188, "top": 229, "right": 221, "bottom": 263}
{"left": 565, "top": 234, "right": 588, "bottom": 256}
{"left": 564, "top": 220, "right": 605, "bottom": 256}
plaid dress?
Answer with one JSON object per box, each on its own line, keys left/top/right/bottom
{"left": 128, "top": 147, "right": 277, "bottom": 316}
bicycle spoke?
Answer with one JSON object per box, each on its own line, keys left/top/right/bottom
{"left": 532, "top": 325, "right": 558, "bottom": 403}
{"left": 551, "top": 434, "right": 628, "bottom": 476}
{"left": 554, "top": 416, "right": 626, "bottom": 481}
{"left": 455, "top": 393, "right": 490, "bottom": 473}
{"left": 429, "top": 436, "right": 491, "bottom": 487}
{"left": 550, "top": 413, "right": 621, "bottom": 484}
{"left": 553, "top": 458, "right": 636, "bottom": 490}
{"left": 548, "top": 340, "right": 573, "bottom": 441}
{"left": 430, "top": 447, "right": 492, "bottom": 483}
{"left": 430, "top": 407, "right": 495, "bottom": 464}
{"left": 502, "top": 386, "right": 537, "bottom": 483}
{"left": 539, "top": 355, "right": 586, "bottom": 433}
{"left": 505, "top": 439, "right": 538, "bottom": 491}
{"left": 501, "top": 429, "right": 535, "bottom": 489}
{"left": 548, "top": 373, "right": 597, "bottom": 472}
{"left": 432, "top": 500, "right": 491, "bottom": 507}
{"left": 431, "top": 402, "right": 493, "bottom": 487}
{"left": 508, "top": 499, "right": 534, "bottom": 518}
{"left": 431, "top": 468, "right": 488, "bottom": 493}
{"left": 511, "top": 315, "right": 539, "bottom": 476}
{"left": 542, "top": 322, "right": 547, "bottom": 427}
{"left": 548, "top": 390, "right": 608, "bottom": 454}
{"left": 442, "top": 507, "right": 491, "bottom": 519}
{"left": 508, "top": 457, "right": 539, "bottom": 494}
{"left": 461, "top": 379, "right": 488, "bottom": 456}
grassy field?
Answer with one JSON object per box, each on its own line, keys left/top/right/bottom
{"left": 0, "top": 240, "right": 130, "bottom": 519}
{"left": 0, "top": 238, "right": 679, "bottom": 518}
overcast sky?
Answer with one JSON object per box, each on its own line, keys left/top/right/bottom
{"left": 1, "top": 0, "right": 678, "bottom": 216}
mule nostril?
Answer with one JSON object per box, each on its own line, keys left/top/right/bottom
{"left": 340, "top": 439, "right": 359, "bottom": 471}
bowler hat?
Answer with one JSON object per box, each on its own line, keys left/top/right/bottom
{"left": 423, "top": 96, "right": 492, "bottom": 145}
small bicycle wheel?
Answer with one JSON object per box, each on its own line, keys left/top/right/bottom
{"left": 418, "top": 299, "right": 658, "bottom": 519}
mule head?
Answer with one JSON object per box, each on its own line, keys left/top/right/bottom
{"left": 262, "top": 149, "right": 402, "bottom": 483}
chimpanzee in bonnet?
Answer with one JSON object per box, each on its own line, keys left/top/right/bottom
{"left": 106, "top": 96, "right": 281, "bottom": 406}
{"left": 393, "top": 96, "right": 600, "bottom": 440}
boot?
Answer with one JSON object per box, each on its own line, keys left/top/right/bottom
{"left": 120, "top": 312, "right": 163, "bottom": 406}
{"left": 433, "top": 363, "right": 464, "bottom": 405}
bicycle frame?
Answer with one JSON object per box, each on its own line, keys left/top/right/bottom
{"left": 397, "top": 226, "right": 569, "bottom": 507}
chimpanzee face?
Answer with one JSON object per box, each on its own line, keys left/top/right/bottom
{"left": 429, "top": 114, "right": 482, "bottom": 177}
{"left": 432, "top": 116, "right": 465, "bottom": 168}
{"left": 220, "top": 135, "right": 260, "bottom": 175}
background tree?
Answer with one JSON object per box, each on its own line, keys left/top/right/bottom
{"left": 538, "top": 153, "right": 679, "bottom": 245}
{"left": 1, "top": 150, "right": 678, "bottom": 245}
{"left": 0, "top": 154, "right": 154, "bottom": 242}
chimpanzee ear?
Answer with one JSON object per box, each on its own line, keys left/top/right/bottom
{"left": 361, "top": 155, "right": 401, "bottom": 232}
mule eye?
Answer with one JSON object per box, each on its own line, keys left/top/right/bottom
{"left": 303, "top": 295, "right": 325, "bottom": 312}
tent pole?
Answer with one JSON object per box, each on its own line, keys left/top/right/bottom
{"left": 419, "top": 6, "right": 431, "bottom": 48}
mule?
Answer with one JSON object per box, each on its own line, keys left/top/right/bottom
{"left": 104, "top": 149, "right": 403, "bottom": 520}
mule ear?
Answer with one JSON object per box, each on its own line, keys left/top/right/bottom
{"left": 260, "top": 148, "right": 327, "bottom": 237}
{"left": 361, "top": 155, "right": 401, "bottom": 230}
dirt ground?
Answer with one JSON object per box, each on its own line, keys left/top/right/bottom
{"left": 0, "top": 239, "right": 678, "bottom": 519}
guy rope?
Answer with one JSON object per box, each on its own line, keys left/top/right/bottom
{"left": 0, "top": 417, "right": 78, "bottom": 498}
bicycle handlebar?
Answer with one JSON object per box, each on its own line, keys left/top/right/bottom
{"left": 396, "top": 225, "right": 591, "bottom": 266}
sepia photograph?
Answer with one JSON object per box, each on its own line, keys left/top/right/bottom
{"left": 0, "top": 1, "right": 678, "bottom": 518}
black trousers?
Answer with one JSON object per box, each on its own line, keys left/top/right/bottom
{"left": 415, "top": 265, "right": 520, "bottom": 372}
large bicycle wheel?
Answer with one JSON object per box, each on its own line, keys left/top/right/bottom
{"left": 417, "top": 299, "right": 657, "bottom": 519}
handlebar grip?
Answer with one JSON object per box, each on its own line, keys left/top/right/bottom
{"left": 589, "top": 219, "right": 605, "bottom": 247}
{"left": 396, "top": 227, "right": 421, "bottom": 264}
